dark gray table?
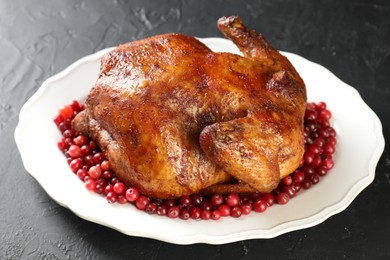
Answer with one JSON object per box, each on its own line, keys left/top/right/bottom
{"left": 1, "top": 0, "right": 389, "bottom": 259}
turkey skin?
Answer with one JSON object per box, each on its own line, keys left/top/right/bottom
{"left": 72, "top": 16, "right": 307, "bottom": 199}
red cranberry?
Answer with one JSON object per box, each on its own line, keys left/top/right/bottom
{"left": 54, "top": 115, "right": 64, "bottom": 126}
{"left": 68, "top": 145, "right": 82, "bottom": 158}
{"left": 95, "top": 181, "right": 106, "bottom": 194}
{"left": 164, "top": 199, "right": 177, "bottom": 207}
{"left": 76, "top": 169, "right": 88, "bottom": 180}
{"left": 201, "top": 209, "right": 211, "bottom": 220}
{"left": 190, "top": 207, "right": 201, "bottom": 219}
{"left": 113, "top": 182, "right": 126, "bottom": 194}
{"left": 104, "top": 184, "right": 113, "bottom": 195}
{"left": 328, "top": 127, "right": 336, "bottom": 137}
{"left": 69, "top": 158, "right": 82, "bottom": 173}
{"left": 218, "top": 205, "right": 231, "bottom": 217}
{"left": 88, "top": 165, "right": 102, "bottom": 179}
{"left": 70, "top": 100, "right": 81, "bottom": 112}
{"left": 89, "top": 141, "right": 98, "bottom": 150}
{"left": 302, "top": 165, "right": 315, "bottom": 175}
{"left": 66, "top": 156, "right": 72, "bottom": 164}
{"left": 117, "top": 195, "right": 128, "bottom": 204}
{"left": 316, "top": 101, "right": 326, "bottom": 111}
{"left": 179, "top": 208, "right": 190, "bottom": 220}
{"left": 323, "top": 143, "right": 335, "bottom": 155}
{"left": 64, "top": 137, "right": 73, "bottom": 146}
{"left": 191, "top": 194, "right": 203, "bottom": 205}
{"left": 308, "top": 144, "right": 322, "bottom": 155}
{"left": 102, "top": 170, "right": 114, "bottom": 180}
{"left": 179, "top": 195, "right": 191, "bottom": 206}
{"left": 106, "top": 192, "right": 118, "bottom": 204}
{"left": 210, "top": 194, "right": 224, "bottom": 206}
{"left": 293, "top": 171, "right": 305, "bottom": 183}
{"left": 135, "top": 196, "right": 150, "bottom": 210}
{"left": 110, "top": 177, "right": 120, "bottom": 184}
{"left": 322, "top": 158, "right": 334, "bottom": 170}
{"left": 312, "top": 155, "right": 322, "bottom": 168}
{"left": 93, "top": 152, "right": 105, "bottom": 164}
{"left": 83, "top": 175, "right": 91, "bottom": 182}
{"left": 318, "top": 128, "right": 330, "bottom": 138}
{"left": 321, "top": 120, "right": 331, "bottom": 128}
{"left": 276, "top": 192, "right": 290, "bottom": 205}
{"left": 157, "top": 205, "right": 167, "bottom": 216}
{"left": 80, "top": 145, "right": 92, "bottom": 156}
{"left": 327, "top": 136, "right": 337, "bottom": 145}
{"left": 96, "top": 178, "right": 107, "bottom": 186}
{"left": 85, "top": 179, "right": 96, "bottom": 191}
{"left": 225, "top": 193, "right": 240, "bottom": 207}
{"left": 319, "top": 109, "right": 332, "bottom": 121}
{"left": 125, "top": 188, "right": 139, "bottom": 202}
{"left": 240, "top": 203, "right": 252, "bottom": 215}
{"left": 262, "top": 193, "right": 275, "bottom": 207}
{"left": 303, "top": 152, "right": 314, "bottom": 165}
{"left": 211, "top": 210, "right": 222, "bottom": 220}
{"left": 309, "top": 174, "right": 320, "bottom": 184}
{"left": 252, "top": 199, "right": 267, "bottom": 213}
{"left": 100, "top": 160, "right": 111, "bottom": 171}
{"left": 73, "top": 135, "right": 88, "bottom": 146}
{"left": 230, "top": 206, "right": 242, "bottom": 218}
{"left": 167, "top": 206, "right": 180, "bottom": 218}
{"left": 292, "top": 182, "right": 302, "bottom": 193}
{"left": 63, "top": 129, "right": 76, "bottom": 138}
{"left": 57, "top": 138, "right": 68, "bottom": 151}
{"left": 303, "top": 129, "right": 310, "bottom": 142}
{"left": 200, "top": 201, "right": 212, "bottom": 211}
{"left": 306, "top": 102, "right": 316, "bottom": 110}
{"left": 58, "top": 105, "right": 73, "bottom": 119}
{"left": 58, "top": 121, "right": 70, "bottom": 133}
{"left": 316, "top": 166, "right": 328, "bottom": 176}
{"left": 306, "top": 121, "right": 318, "bottom": 133}
{"left": 145, "top": 203, "right": 157, "bottom": 214}
{"left": 282, "top": 175, "right": 293, "bottom": 186}
{"left": 84, "top": 155, "right": 95, "bottom": 166}
{"left": 306, "top": 109, "right": 318, "bottom": 121}
{"left": 313, "top": 137, "right": 326, "bottom": 146}
{"left": 153, "top": 199, "right": 163, "bottom": 206}
{"left": 301, "top": 179, "right": 312, "bottom": 190}
{"left": 282, "top": 185, "right": 297, "bottom": 198}
{"left": 240, "top": 194, "right": 252, "bottom": 204}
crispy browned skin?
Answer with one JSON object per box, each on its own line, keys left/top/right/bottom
{"left": 72, "top": 16, "right": 306, "bottom": 198}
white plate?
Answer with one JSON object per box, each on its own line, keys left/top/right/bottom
{"left": 15, "top": 38, "right": 385, "bottom": 244}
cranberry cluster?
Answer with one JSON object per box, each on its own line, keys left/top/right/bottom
{"left": 54, "top": 100, "right": 336, "bottom": 220}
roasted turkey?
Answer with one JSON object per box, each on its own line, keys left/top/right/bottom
{"left": 72, "top": 16, "right": 307, "bottom": 199}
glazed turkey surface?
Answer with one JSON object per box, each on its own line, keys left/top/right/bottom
{"left": 72, "top": 16, "right": 307, "bottom": 199}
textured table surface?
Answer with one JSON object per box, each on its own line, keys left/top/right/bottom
{"left": 1, "top": 0, "right": 389, "bottom": 259}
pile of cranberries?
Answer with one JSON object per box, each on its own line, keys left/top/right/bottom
{"left": 54, "top": 100, "right": 336, "bottom": 220}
